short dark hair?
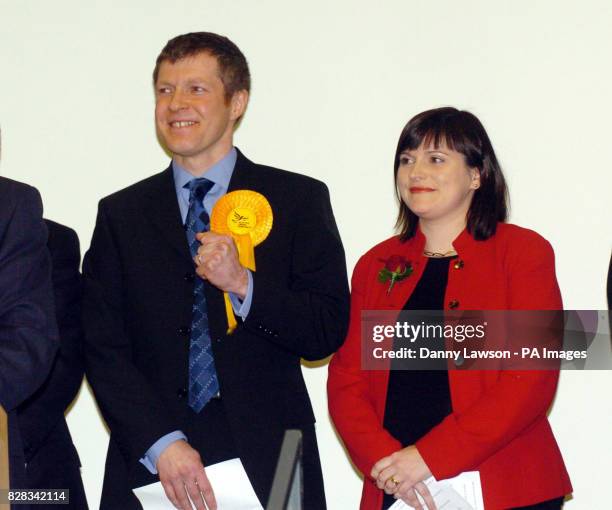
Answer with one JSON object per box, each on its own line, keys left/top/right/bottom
{"left": 394, "top": 107, "right": 509, "bottom": 242}
{"left": 153, "top": 32, "right": 251, "bottom": 102}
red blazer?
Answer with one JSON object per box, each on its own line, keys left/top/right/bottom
{"left": 328, "top": 224, "right": 572, "bottom": 509}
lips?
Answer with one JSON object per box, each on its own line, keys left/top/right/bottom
{"left": 409, "top": 187, "right": 435, "bottom": 193}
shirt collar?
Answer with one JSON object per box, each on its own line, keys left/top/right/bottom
{"left": 172, "top": 147, "right": 237, "bottom": 195}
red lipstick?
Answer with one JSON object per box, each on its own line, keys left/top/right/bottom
{"left": 409, "top": 187, "right": 435, "bottom": 193}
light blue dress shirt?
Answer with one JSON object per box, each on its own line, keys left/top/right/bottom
{"left": 139, "top": 147, "right": 253, "bottom": 474}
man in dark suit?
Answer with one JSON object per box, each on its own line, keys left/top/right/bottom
{"left": 83, "top": 32, "right": 349, "bottom": 510}
{"left": 0, "top": 176, "right": 58, "bottom": 492}
{"left": 17, "top": 220, "right": 88, "bottom": 509}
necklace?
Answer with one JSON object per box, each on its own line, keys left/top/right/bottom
{"left": 423, "top": 249, "right": 457, "bottom": 258}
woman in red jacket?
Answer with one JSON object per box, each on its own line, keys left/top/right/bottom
{"left": 328, "top": 107, "right": 572, "bottom": 510}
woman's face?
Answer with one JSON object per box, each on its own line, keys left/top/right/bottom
{"left": 396, "top": 142, "right": 480, "bottom": 224}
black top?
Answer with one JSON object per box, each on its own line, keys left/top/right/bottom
{"left": 382, "top": 257, "right": 454, "bottom": 510}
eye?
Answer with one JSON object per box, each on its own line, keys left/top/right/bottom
{"left": 399, "top": 155, "right": 414, "bottom": 165}
{"left": 191, "top": 86, "right": 206, "bottom": 94}
{"left": 156, "top": 86, "right": 172, "bottom": 95}
{"left": 430, "top": 155, "right": 445, "bottom": 164}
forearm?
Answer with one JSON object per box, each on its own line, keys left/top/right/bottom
{"left": 328, "top": 367, "right": 402, "bottom": 476}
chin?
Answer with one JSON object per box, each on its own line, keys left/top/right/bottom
{"left": 407, "top": 206, "right": 436, "bottom": 220}
{"left": 405, "top": 202, "right": 429, "bottom": 216}
{"left": 164, "top": 140, "right": 197, "bottom": 154}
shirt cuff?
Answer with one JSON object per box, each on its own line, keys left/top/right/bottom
{"left": 228, "top": 269, "right": 253, "bottom": 319}
{"left": 139, "top": 430, "right": 188, "bottom": 474}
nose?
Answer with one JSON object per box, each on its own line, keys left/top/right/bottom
{"left": 409, "top": 159, "right": 426, "bottom": 181}
{"left": 169, "top": 89, "right": 188, "bottom": 111}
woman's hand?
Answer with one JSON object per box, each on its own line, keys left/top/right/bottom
{"left": 396, "top": 482, "right": 436, "bottom": 510}
{"left": 371, "top": 445, "right": 436, "bottom": 509}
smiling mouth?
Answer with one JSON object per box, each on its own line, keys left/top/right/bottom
{"left": 169, "top": 121, "right": 198, "bottom": 128}
{"left": 409, "top": 187, "right": 435, "bottom": 193}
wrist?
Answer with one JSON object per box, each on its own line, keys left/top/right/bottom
{"left": 231, "top": 267, "right": 249, "bottom": 300}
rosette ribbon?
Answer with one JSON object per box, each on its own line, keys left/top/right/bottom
{"left": 210, "top": 190, "right": 273, "bottom": 333}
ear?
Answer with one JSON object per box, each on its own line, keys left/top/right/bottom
{"left": 470, "top": 167, "right": 481, "bottom": 190}
{"left": 230, "top": 90, "right": 249, "bottom": 121}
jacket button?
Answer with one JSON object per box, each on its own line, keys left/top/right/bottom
{"left": 177, "top": 388, "right": 188, "bottom": 399}
{"left": 453, "top": 259, "right": 464, "bottom": 269}
{"left": 449, "top": 300, "right": 460, "bottom": 309}
{"left": 178, "top": 326, "right": 192, "bottom": 336}
{"left": 183, "top": 272, "right": 195, "bottom": 282}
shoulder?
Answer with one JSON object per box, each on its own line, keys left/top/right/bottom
{"left": 353, "top": 235, "right": 407, "bottom": 277}
{"left": 488, "top": 224, "right": 561, "bottom": 308}
{"left": 252, "top": 162, "right": 330, "bottom": 195}
{"left": 0, "top": 176, "right": 42, "bottom": 205}
{"left": 98, "top": 168, "right": 169, "bottom": 211}
{"left": 492, "top": 223, "right": 554, "bottom": 257}
{"left": 44, "top": 219, "right": 77, "bottom": 242}
{"left": 0, "top": 177, "right": 43, "bottom": 232}
{"left": 0, "top": 179, "right": 46, "bottom": 257}
{"left": 361, "top": 235, "right": 408, "bottom": 259}
{"left": 44, "top": 219, "right": 80, "bottom": 257}
{"left": 0, "top": 175, "right": 38, "bottom": 194}
{"left": 238, "top": 150, "right": 330, "bottom": 196}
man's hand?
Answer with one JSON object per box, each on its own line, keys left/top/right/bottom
{"left": 194, "top": 232, "right": 248, "bottom": 298}
{"left": 371, "top": 445, "right": 436, "bottom": 509}
{"left": 157, "top": 440, "right": 216, "bottom": 510}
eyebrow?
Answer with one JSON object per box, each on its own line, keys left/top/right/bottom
{"left": 155, "top": 78, "right": 211, "bottom": 87}
{"left": 400, "top": 149, "right": 449, "bottom": 155}
{"left": 185, "top": 79, "right": 210, "bottom": 86}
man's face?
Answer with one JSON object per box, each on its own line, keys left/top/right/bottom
{"left": 154, "top": 52, "right": 247, "bottom": 173}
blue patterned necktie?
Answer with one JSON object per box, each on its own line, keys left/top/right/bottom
{"left": 184, "top": 177, "right": 219, "bottom": 412}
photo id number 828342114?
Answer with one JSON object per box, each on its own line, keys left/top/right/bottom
{"left": 0, "top": 489, "right": 69, "bottom": 505}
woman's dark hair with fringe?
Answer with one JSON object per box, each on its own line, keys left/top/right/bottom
{"left": 394, "top": 107, "right": 508, "bottom": 242}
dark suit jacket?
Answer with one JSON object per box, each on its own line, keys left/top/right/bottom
{"left": 17, "top": 220, "right": 88, "bottom": 509}
{"left": 83, "top": 149, "right": 349, "bottom": 509}
{"left": 0, "top": 177, "right": 58, "bottom": 493}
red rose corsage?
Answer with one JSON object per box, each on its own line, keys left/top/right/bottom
{"left": 378, "top": 255, "right": 413, "bottom": 294}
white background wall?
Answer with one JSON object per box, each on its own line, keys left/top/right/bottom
{"left": 1, "top": 1, "right": 611, "bottom": 508}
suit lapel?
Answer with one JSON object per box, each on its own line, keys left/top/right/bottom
{"left": 140, "top": 153, "right": 260, "bottom": 341}
{"left": 143, "top": 166, "right": 192, "bottom": 262}
{"left": 227, "top": 148, "right": 256, "bottom": 192}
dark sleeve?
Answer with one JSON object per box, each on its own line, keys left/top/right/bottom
{"left": 17, "top": 221, "right": 85, "bottom": 459}
{"left": 0, "top": 185, "right": 58, "bottom": 411}
{"left": 245, "top": 180, "right": 350, "bottom": 361}
{"left": 82, "top": 200, "right": 178, "bottom": 464}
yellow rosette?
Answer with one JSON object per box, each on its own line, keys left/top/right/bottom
{"left": 210, "top": 190, "right": 273, "bottom": 333}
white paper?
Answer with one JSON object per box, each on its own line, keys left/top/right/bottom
{"left": 389, "top": 471, "right": 483, "bottom": 510}
{"left": 133, "top": 458, "right": 263, "bottom": 510}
